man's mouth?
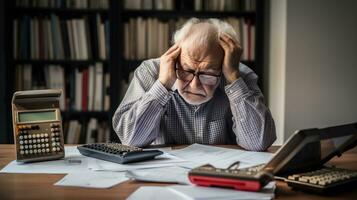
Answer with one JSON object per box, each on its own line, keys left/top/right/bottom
{"left": 183, "top": 91, "right": 206, "bottom": 97}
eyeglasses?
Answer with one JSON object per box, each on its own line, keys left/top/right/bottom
{"left": 175, "top": 64, "right": 221, "bottom": 86}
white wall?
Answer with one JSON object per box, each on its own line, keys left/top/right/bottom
{"left": 266, "top": 0, "right": 287, "bottom": 145}
{"left": 268, "top": 0, "right": 357, "bottom": 144}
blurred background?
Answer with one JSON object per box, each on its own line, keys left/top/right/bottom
{"left": 0, "top": 0, "right": 356, "bottom": 145}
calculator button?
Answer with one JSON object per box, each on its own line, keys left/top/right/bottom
{"left": 24, "top": 135, "right": 28, "bottom": 139}
{"left": 20, "top": 150, "right": 24, "bottom": 155}
{"left": 28, "top": 134, "right": 32, "bottom": 139}
{"left": 19, "top": 135, "right": 23, "bottom": 140}
{"left": 19, "top": 140, "right": 23, "bottom": 144}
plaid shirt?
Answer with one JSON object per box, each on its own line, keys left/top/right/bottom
{"left": 113, "top": 58, "right": 276, "bottom": 151}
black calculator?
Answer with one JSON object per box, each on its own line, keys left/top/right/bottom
{"left": 77, "top": 143, "right": 163, "bottom": 164}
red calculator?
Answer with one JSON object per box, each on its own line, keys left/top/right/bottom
{"left": 188, "top": 164, "right": 273, "bottom": 191}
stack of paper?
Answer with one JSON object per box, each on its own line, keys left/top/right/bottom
{"left": 169, "top": 144, "right": 273, "bottom": 169}
{"left": 88, "top": 152, "right": 186, "bottom": 171}
{"left": 0, "top": 146, "right": 93, "bottom": 174}
{"left": 54, "top": 171, "right": 128, "bottom": 188}
{"left": 0, "top": 144, "right": 276, "bottom": 192}
{"left": 0, "top": 146, "right": 129, "bottom": 188}
{"left": 127, "top": 183, "right": 276, "bottom": 200}
{"left": 126, "top": 166, "right": 191, "bottom": 184}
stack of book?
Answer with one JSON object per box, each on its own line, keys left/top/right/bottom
{"left": 15, "top": 63, "right": 110, "bottom": 111}
{"left": 16, "top": 0, "right": 109, "bottom": 9}
{"left": 193, "top": 0, "right": 256, "bottom": 11}
{"left": 123, "top": 0, "right": 175, "bottom": 10}
{"left": 64, "top": 118, "right": 110, "bottom": 144}
{"left": 13, "top": 14, "right": 109, "bottom": 60}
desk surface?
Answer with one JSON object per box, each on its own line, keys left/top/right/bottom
{"left": 0, "top": 144, "right": 356, "bottom": 200}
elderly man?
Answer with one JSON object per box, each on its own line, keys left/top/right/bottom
{"left": 113, "top": 18, "right": 276, "bottom": 151}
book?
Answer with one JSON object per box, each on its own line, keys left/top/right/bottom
{"left": 94, "top": 62, "right": 103, "bottom": 111}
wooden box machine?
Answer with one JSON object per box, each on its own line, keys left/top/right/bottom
{"left": 12, "top": 89, "right": 65, "bottom": 163}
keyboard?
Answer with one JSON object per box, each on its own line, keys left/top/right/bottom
{"left": 285, "top": 167, "right": 357, "bottom": 192}
{"left": 77, "top": 143, "right": 163, "bottom": 164}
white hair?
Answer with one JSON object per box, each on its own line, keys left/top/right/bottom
{"left": 172, "top": 18, "right": 239, "bottom": 46}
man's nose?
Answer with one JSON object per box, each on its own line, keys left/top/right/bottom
{"left": 189, "top": 75, "right": 203, "bottom": 90}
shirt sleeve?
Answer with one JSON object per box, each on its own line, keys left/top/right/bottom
{"left": 225, "top": 64, "right": 276, "bottom": 151}
{"left": 112, "top": 60, "right": 171, "bottom": 147}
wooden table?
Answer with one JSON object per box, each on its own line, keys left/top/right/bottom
{"left": 0, "top": 144, "right": 356, "bottom": 200}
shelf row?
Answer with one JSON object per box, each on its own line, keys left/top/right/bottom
{"left": 14, "top": 8, "right": 256, "bottom": 19}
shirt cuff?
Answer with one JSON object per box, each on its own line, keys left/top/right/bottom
{"left": 147, "top": 80, "right": 172, "bottom": 106}
{"left": 224, "top": 77, "right": 251, "bottom": 100}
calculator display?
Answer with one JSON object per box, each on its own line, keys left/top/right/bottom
{"left": 18, "top": 110, "right": 57, "bottom": 123}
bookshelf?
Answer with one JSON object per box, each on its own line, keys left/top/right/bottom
{"left": 0, "top": 0, "right": 265, "bottom": 144}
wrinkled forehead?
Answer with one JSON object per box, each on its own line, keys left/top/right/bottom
{"left": 179, "top": 45, "right": 223, "bottom": 71}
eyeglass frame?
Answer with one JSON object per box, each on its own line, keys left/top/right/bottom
{"left": 175, "top": 62, "right": 222, "bottom": 86}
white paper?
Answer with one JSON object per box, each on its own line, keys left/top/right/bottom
{"left": 88, "top": 152, "right": 186, "bottom": 172}
{"left": 54, "top": 171, "right": 128, "bottom": 188}
{"left": 168, "top": 183, "right": 275, "bottom": 200}
{"left": 126, "top": 166, "right": 191, "bottom": 184}
{"left": 127, "top": 183, "right": 275, "bottom": 200}
{"left": 127, "top": 186, "right": 183, "bottom": 200}
{"left": 0, "top": 146, "right": 95, "bottom": 174}
{"left": 169, "top": 144, "right": 273, "bottom": 169}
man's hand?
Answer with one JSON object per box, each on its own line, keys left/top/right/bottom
{"left": 158, "top": 43, "right": 181, "bottom": 89}
{"left": 219, "top": 33, "right": 243, "bottom": 84}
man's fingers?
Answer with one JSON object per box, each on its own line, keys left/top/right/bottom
{"left": 222, "top": 33, "right": 239, "bottom": 44}
{"left": 164, "top": 43, "right": 179, "bottom": 55}
{"left": 219, "top": 36, "right": 230, "bottom": 51}
{"left": 168, "top": 46, "right": 181, "bottom": 58}
{"left": 221, "top": 33, "right": 242, "bottom": 50}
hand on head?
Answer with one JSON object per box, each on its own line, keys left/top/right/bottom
{"left": 158, "top": 43, "right": 181, "bottom": 89}
{"left": 218, "top": 33, "right": 242, "bottom": 84}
